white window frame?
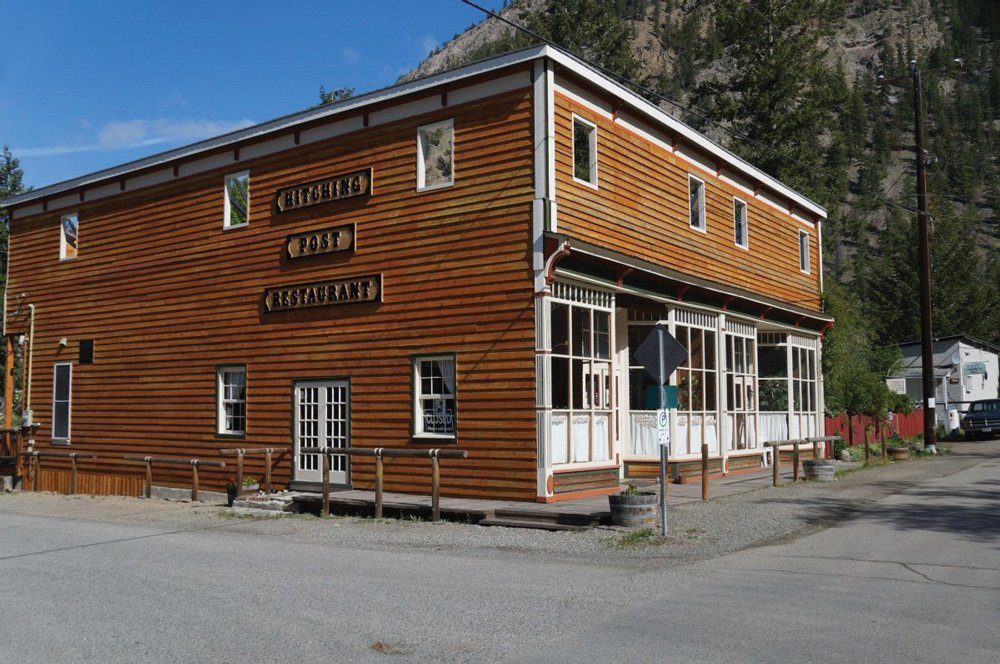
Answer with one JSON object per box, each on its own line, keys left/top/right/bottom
{"left": 60, "top": 212, "right": 78, "bottom": 260}
{"left": 733, "top": 197, "right": 749, "bottom": 249}
{"left": 52, "top": 362, "right": 72, "bottom": 444}
{"left": 571, "top": 114, "right": 598, "bottom": 188}
{"left": 689, "top": 175, "right": 706, "bottom": 232}
{"left": 216, "top": 365, "right": 247, "bottom": 436}
{"left": 223, "top": 171, "right": 250, "bottom": 229}
{"left": 799, "top": 229, "right": 810, "bottom": 273}
{"left": 413, "top": 354, "right": 457, "bottom": 440}
{"left": 416, "top": 118, "right": 455, "bottom": 192}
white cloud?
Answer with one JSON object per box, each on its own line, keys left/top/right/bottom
{"left": 420, "top": 35, "right": 438, "bottom": 54}
{"left": 16, "top": 117, "right": 256, "bottom": 158}
{"left": 342, "top": 47, "right": 360, "bottom": 63}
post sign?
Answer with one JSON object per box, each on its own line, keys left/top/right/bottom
{"left": 286, "top": 224, "right": 355, "bottom": 259}
{"left": 275, "top": 168, "right": 372, "bottom": 212}
{"left": 264, "top": 274, "right": 381, "bottom": 312}
{"left": 657, "top": 408, "right": 670, "bottom": 447}
{"left": 634, "top": 323, "right": 688, "bottom": 387}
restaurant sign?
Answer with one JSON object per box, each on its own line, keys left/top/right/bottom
{"left": 265, "top": 274, "right": 381, "bottom": 312}
{"left": 286, "top": 223, "right": 355, "bottom": 259}
{"left": 275, "top": 168, "right": 372, "bottom": 212}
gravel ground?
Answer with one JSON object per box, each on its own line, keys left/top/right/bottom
{"left": 1, "top": 441, "right": 992, "bottom": 569}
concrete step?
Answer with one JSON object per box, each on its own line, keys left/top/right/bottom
{"left": 478, "top": 517, "right": 591, "bottom": 531}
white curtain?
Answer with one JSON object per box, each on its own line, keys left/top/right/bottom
{"left": 551, "top": 413, "right": 568, "bottom": 465}
{"left": 593, "top": 414, "right": 610, "bottom": 461}
{"left": 630, "top": 412, "right": 659, "bottom": 456}
{"left": 571, "top": 415, "right": 590, "bottom": 462}
{"left": 760, "top": 413, "right": 789, "bottom": 443}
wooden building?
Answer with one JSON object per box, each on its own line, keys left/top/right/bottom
{"left": 1, "top": 46, "right": 831, "bottom": 502}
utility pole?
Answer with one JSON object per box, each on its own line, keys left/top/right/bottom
{"left": 911, "top": 61, "right": 937, "bottom": 453}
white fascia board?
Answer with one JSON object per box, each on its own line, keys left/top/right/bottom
{"left": 1, "top": 47, "right": 548, "bottom": 211}
{"left": 542, "top": 47, "right": 827, "bottom": 221}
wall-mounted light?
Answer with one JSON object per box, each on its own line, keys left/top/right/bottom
{"left": 58, "top": 338, "right": 68, "bottom": 347}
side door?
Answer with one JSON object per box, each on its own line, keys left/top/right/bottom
{"left": 293, "top": 379, "right": 350, "bottom": 485}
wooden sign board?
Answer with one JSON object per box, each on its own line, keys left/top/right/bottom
{"left": 275, "top": 168, "right": 372, "bottom": 212}
{"left": 265, "top": 274, "right": 381, "bottom": 312}
{"left": 286, "top": 223, "right": 355, "bottom": 259}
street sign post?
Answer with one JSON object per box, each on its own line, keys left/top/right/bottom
{"left": 635, "top": 323, "right": 687, "bottom": 537}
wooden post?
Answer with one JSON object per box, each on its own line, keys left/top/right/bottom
{"left": 374, "top": 450, "right": 384, "bottom": 520}
{"left": 144, "top": 457, "right": 152, "bottom": 499}
{"left": 32, "top": 453, "right": 40, "bottom": 492}
{"left": 772, "top": 444, "right": 780, "bottom": 487}
{"left": 431, "top": 451, "right": 441, "bottom": 522}
{"left": 864, "top": 423, "right": 871, "bottom": 464}
{"left": 191, "top": 461, "right": 199, "bottom": 502}
{"left": 813, "top": 440, "right": 820, "bottom": 459}
{"left": 321, "top": 452, "right": 330, "bottom": 517}
{"left": 264, "top": 449, "right": 272, "bottom": 494}
{"left": 700, "top": 443, "right": 709, "bottom": 502}
{"left": 235, "top": 449, "right": 244, "bottom": 494}
{"left": 70, "top": 453, "right": 78, "bottom": 495}
{"left": 881, "top": 435, "right": 887, "bottom": 462}
{"left": 793, "top": 442, "right": 801, "bottom": 482}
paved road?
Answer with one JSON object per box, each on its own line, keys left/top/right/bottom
{"left": 1, "top": 448, "right": 997, "bottom": 663}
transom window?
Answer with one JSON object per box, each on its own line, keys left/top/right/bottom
{"left": 413, "top": 355, "right": 456, "bottom": 438}
{"left": 417, "top": 119, "right": 454, "bottom": 191}
{"left": 689, "top": 175, "right": 706, "bottom": 231}
{"left": 572, "top": 115, "right": 598, "bottom": 187}
{"left": 734, "top": 197, "right": 748, "bottom": 248}
{"left": 60, "top": 213, "right": 78, "bottom": 260}
{"left": 217, "top": 366, "right": 247, "bottom": 435}
{"left": 224, "top": 171, "right": 250, "bottom": 228}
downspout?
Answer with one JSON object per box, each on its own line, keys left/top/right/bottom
{"left": 24, "top": 303, "right": 34, "bottom": 423}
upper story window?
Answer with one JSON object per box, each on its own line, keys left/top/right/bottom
{"left": 217, "top": 365, "right": 247, "bottom": 436}
{"left": 417, "top": 119, "right": 454, "bottom": 192}
{"left": 413, "top": 354, "right": 456, "bottom": 439}
{"left": 798, "top": 229, "right": 810, "bottom": 273}
{"left": 689, "top": 175, "right": 706, "bottom": 231}
{"left": 733, "top": 197, "right": 748, "bottom": 249}
{"left": 224, "top": 171, "right": 250, "bottom": 228}
{"left": 572, "top": 116, "right": 598, "bottom": 187}
{"left": 60, "top": 213, "right": 78, "bottom": 260}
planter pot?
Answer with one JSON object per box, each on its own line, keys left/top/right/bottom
{"left": 241, "top": 483, "right": 260, "bottom": 495}
{"left": 608, "top": 492, "right": 658, "bottom": 528}
{"left": 802, "top": 459, "right": 835, "bottom": 482}
{"left": 888, "top": 447, "right": 909, "bottom": 461}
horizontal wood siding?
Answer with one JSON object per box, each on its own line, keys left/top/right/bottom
{"left": 8, "top": 85, "right": 540, "bottom": 501}
{"left": 554, "top": 93, "right": 822, "bottom": 311}
{"left": 552, "top": 467, "right": 619, "bottom": 494}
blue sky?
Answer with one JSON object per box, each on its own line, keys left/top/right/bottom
{"left": 1, "top": 0, "right": 505, "bottom": 189}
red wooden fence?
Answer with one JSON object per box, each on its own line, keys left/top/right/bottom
{"left": 824, "top": 409, "right": 924, "bottom": 446}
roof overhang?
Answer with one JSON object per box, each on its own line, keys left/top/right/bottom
{"left": 544, "top": 233, "right": 833, "bottom": 333}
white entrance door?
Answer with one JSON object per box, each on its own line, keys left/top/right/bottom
{"left": 293, "top": 380, "right": 350, "bottom": 485}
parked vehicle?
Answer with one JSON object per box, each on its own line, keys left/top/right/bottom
{"left": 960, "top": 400, "right": 1000, "bottom": 439}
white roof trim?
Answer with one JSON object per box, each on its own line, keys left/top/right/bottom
{"left": 2, "top": 44, "right": 826, "bottom": 221}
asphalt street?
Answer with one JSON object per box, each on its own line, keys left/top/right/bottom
{"left": 1, "top": 447, "right": 997, "bottom": 663}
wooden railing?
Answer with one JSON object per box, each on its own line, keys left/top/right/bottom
{"left": 18, "top": 451, "right": 97, "bottom": 494}
{"left": 123, "top": 455, "right": 226, "bottom": 501}
{"left": 763, "top": 436, "right": 840, "bottom": 487}
{"left": 218, "top": 447, "right": 284, "bottom": 495}
{"left": 299, "top": 447, "right": 469, "bottom": 521}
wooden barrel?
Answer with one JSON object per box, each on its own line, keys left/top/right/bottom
{"left": 803, "top": 459, "right": 835, "bottom": 482}
{"left": 608, "top": 492, "right": 658, "bottom": 527}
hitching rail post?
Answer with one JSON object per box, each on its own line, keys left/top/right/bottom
{"left": 374, "top": 448, "right": 384, "bottom": 519}
{"left": 236, "top": 449, "right": 244, "bottom": 493}
{"left": 793, "top": 442, "right": 801, "bottom": 482}
{"left": 264, "top": 449, "right": 273, "bottom": 494}
{"left": 123, "top": 456, "right": 225, "bottom": 501}
{"left": 771, "top": 443, "right": 780, "bottom": 487}
{"left": 431, "top": 449, "right": 441, "bottom": 522}
{"left": 144, "top": 457, "right": 153, "bottom": 498}
{"left": 70, "top": 453, "right": 78, "bottom": 495}
{"left": 32, "top": 452, "right": 40, "bottom": 492}
{"left": 322, "top": 453, "right": 331, "bottom": 517}
{"left": 701, "top": 443, "right": 709, "bottom": 501}
{"left": 813, "top": 439, "right": 820, "bottom": 459}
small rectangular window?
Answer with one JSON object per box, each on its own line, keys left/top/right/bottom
{"left": 53, "top": 362, "right": 72, "bottom": 443}
{"left": 413, "top": 354, "right": 456, "bottom": 439}
{"left": 60, "top": 213, "right": 78, "bottom": 259}
{"left": 224, "top": 171, "right": 250, "bottom": 228}
{"left": 217, "top": 366, "right": 247, "bottom": 435}
{"left": 417, "top": 119, "right": 454, "bottom": 191}
{"left": 799, "top": 230, "right": 810, "bottom": 273}
{"left": 689, "top": 175, "right": 706, "bottom": 231}
{"left": 79, "top": 339, "right": 94, "bottom": 365}
{"left": 572, "top": 116, "right": 598, "bottom": 187}
{"left": 734, "top": 198, "right": 748, "bottom": 248}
